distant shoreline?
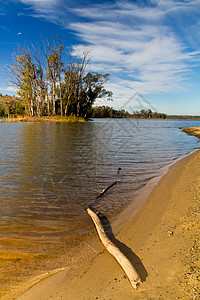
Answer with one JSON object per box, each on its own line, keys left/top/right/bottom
{"left": 1, "top": 115, "right": 200, "bottom": 122}
{"left": 1, "top": 96, "right": 200, "bottom": 120}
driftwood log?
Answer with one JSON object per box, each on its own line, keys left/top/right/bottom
{"left": 86, "top": 207, "right": 141, "bottom": 289}
{"left": 86, "top": 169, "right": 141, "bottom": 289}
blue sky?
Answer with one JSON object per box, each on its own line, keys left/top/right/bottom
{"left": 0, "top": 0, "right": 200, "bottom": 115}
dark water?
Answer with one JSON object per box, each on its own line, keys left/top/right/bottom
{"left": 0, "top": 119, "right": 200, "bottom": 291}
{"left": 0, "top": 119, "right": 200, "bottom": 239}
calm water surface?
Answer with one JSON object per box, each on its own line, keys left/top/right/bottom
{"left": 1, "top": 119, "right": 200, "bottom": 238}
{"left": 0, "top": 119, "right": 200, "bottom": 292}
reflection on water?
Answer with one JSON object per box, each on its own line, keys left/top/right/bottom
{"left": 0, "top": 118, "right": 200, "bottom": 295}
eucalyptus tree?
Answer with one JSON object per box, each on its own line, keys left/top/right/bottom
{"left": 7, "top": 44, "right": 47, "bottom": 116}
{"left": 8, "top": 46, "right": 38, "bottom": 116}
{"left": 77, "top": 72, "right": 112, "bottom": 118}
{"left": 62, "top": 49, "right": 89, "bottom": 116}
{"left": 73, "top": 49, "right": 90, "bottom": 117}
{"left": 8, "top": 39, "right": 113, "bottom": 118}
{"left": 32, "top": 45, "right": 47, "bottom": 116}
{"left": 43, "top": 37, "right": 64, "bottom": 115}
{"left": 62, "top": 49, "right": 112, "bottom": 117}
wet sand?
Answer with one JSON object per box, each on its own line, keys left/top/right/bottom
{"left": 6, "top": 145, "right": 199, "bottom": 300}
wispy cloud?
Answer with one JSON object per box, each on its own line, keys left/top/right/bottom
{"left": 16, "top": 0, "right": 200, "bottom": 105}
{"left": 19, "top": 0, "right": 61, "bottom": 21}
{"left": 71, "top": 26, "right": 198, "bottom": 98}
{"left": 6, "top": 86, "right": 18, "bottom": 93}
{"left": 20, "top": 0, "right": 58, "bottom": 8}
{"left": 69, "top": 1, "right": 200, "bottom": 102}
{"left": 0, "top": 85, "right": 18, "bottom": 94}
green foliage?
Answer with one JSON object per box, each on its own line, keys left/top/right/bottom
{"left": 91, "top": 106, "right": 130, "bottom": 118}
{"left": 15, "top": 101, "right": 25, "bottom": 115}
{"left": 0, "top": 96, "right": 25, "bottom": 117}
{"left": 132, "top": 109, "right": 167, "bottom": 119}
{"left": 91, "top": 107, "right": 167, "bottom": 119}
{"left": 0, "top": 105, "right": 5, "bottom": 117}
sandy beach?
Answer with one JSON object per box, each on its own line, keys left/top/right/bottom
{"left": 3, "top": 128, "right": 200, "bottom": 300}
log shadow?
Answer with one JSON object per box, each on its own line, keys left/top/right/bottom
{"left": 96, "top": 210, "right": 148, "bottom": 283}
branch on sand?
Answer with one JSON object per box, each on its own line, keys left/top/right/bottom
{"left": 85, "top": 168, "right": 141, "bottom": 289}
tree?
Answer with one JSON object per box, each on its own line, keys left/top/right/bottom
{"left": 7, "top": 45, "right": 46, "bottom": 116}
{"left": 79, "top": 72, "right": 112, "bottom": 118}
{"left": 132, "top": 109, "right": 166, "bottom": 119}
{"left": 11, "top": 47, "right": 37, "bottom": 116}
{"left": 62, "top": 49, "right": 112, "bottom": 118}
{"left": 32, "top": 45, "right": 47, "bottom": 116}
{"left": 43, "top": 37, "right": 64, "bottom": 115}
{"left": 7, "top": 39, "right": 112, "bottom": 118}
{"left": 62, "top": 49, "right": 90, "bottom": 116}
{"left": 91, "top": 106, "right": 130, "bottom": 118}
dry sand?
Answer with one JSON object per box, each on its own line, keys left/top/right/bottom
{"left": 4, "top": 129, "right": 200, "bottom": 300}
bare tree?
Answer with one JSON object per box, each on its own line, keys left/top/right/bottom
{"left": 32, "top": 44, "right": 47, "bottom": 116}
{"left": 42, "top": 37, "right": 64, "bottom": 115}
{"left": 63, "top": 48, "right": 90, "bottom": 116}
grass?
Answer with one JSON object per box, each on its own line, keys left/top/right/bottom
{"left": 0, "top": 115, "right": 86, "bottom": 123}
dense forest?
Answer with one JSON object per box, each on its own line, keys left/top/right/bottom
{"left": 92, "top": 107, "right": 167, "bottom": 118}
{"left": 6, "top": 38, "right": 112, "bottom": 119}
{"left": 0, "top": 95, "right": 25, "bottom": 117}
{"left": 91, "top": 106, "right": 130, "bottom": 118}
{"left": 131, "top": 109, "right": 167, "bottom": 119}
{"left": 0, "top": 96, "right": 167, "bottom": 119}
{"left": 1, "top": 95, "right": 189, "bottom": 119}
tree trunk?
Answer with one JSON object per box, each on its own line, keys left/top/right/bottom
{"left": 60, "top": 91, "right": 63, "bottom": 117}
{"left": 35, "top": 93, "right": 40, "bottom": 116}
{"left": 64, "top": 103, "right": 68, "bottom": 116}
{"left": 77, "top": 101, "right": 80, "bottom": 117}
{"left": 30, "top": 99, "right": 34, "bottom": 116}
{"left": 53, "top": 81, "right": 56, "bottom": 115}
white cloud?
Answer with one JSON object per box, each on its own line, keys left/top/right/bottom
{"left": 72, "top": 0, "right": 200, "bottom": 22}
{"left": 19, "top": 0, "right": 60, "bottom": 18}
{"left": 6, "top": 86, "right": 18, "bottom": 92}
{"left": 16, "top": 0, "right": 200, "bottom": 105}
{"left": 69, "top": 1, "right": 200, "bottom": 103}
{"left": 0, "top": 86, "right": 18, "bottom": 94}
{"left": 71, "top": 21, "right": 194, "bottom": 96}
{"left": 73, "top": 2, "right": 164, "bottom": 21}
{"left": 20, "top": 0, "right": 57, "bottom": 7}
{"left": 18, "top": 0, "right": 66, "bottom": 29}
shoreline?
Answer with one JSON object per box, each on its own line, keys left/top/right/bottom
{"left": 8, "top": 148, "right": 199, "bottom": 300}
{"left": 0, "top": 116, "right": 86, "bottom": 123}
{"left": 181, "top": 126, "right": 200, "bottom": 138}
{"left": 110, "top": 150, "right": 197, "bottom": 237}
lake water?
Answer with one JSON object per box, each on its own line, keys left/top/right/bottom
{"left": 0, "top": 118, "right": 200, "bottom": 295}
